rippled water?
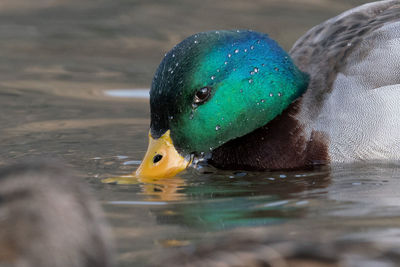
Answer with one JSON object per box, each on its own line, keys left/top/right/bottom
{"left": 3, "top": 0, "right": 400, "bottom": 266}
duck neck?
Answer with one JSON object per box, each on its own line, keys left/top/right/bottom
{"left": 209, "top": 99, "right": 329, "bottom": 170}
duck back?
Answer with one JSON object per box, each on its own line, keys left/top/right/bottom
{"left": 291, "top": 0, "right": 400, "bottom": 163}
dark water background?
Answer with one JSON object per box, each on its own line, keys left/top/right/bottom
{"left": 3, "top": 0, "right": 400, "bottom": 266}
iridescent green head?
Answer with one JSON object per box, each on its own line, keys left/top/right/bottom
{"left": 150, "top": 30, "right": 309, "bottom": 156}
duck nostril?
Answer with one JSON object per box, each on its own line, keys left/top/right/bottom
{"left": 153, "top": 154, "right": 163, "bottom": 164}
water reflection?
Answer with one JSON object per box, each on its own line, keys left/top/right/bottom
{"left": 102, "top": 163, "right": 400, "bottom": 266}
{"left": 103, "top": 175, "right": 187, "bottom": 201}
{"left": 327, "top": 163, "right": 400, "bottom": 217}
{"left": 144, "top": 164, "right": 400, "bottom": 266}
{"left": 106, "top": 167, "right": 331, "bottom": 230}
{"left": 104, "top": 89, "right": 150, "bottom": 99}
{"left": 140, "top": 176, "right": 187, "bottom": 202}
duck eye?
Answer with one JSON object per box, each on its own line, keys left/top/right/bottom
{"left": 194, "top": 87, "right": 211, "bottom": 104}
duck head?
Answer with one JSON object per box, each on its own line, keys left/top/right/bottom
{"left": 136, "top": 30, "right": 309, "bottom": 178}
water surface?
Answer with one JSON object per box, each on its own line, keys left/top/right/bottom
{"left": 3, "top": 0, "right": 400, "bottom": 266}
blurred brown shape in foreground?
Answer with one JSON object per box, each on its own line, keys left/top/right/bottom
{"left": 0, "top": 161, "right": 114, "bottom": 267}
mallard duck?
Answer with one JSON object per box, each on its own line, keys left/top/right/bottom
{"left": 0, "top": 161, "right": 114, "bottom": 267}
{"left": 135, "top": 0, "right": 400, "bottom": 179}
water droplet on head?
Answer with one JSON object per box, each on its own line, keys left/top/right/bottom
{"left": 236, "top": 30, "right": 240, "bottom": 33}
{"left": 269, "top": 93, "right": 273, "bottom": 97}
{"left": 274, "top": 67, "right": 279, "bottom": 71}
{"left": 224, "top": 61, "right": 228, "bottom": 65}
{"left": 216, "top": 69, "right": 220, "bottom": 72}
{"left": 194, "top": 40, "right": 198, "bottom": 44}
{"left": 261, "top": 64, "right": 265, "bottom": 67}
{"left": 256, "top": 102, "right": 260, "bottom": 105}
{"left": 244, "top": 49, "right": 248, "bottom": 52}
{"left": 228, "top": 54, "right": 232, "bottom": 58}
{"left": 249, "top": 79, "right": 253, "bottom": 83}
{"left": 250, "top": 45, "right": 254, "bottom": 50}
{"left": 234, "top": 49, "right": 239, "bottom": 53}
{"left": 168, "top": 115, "right": 174, "bottom": 120}
{"left": 215, "top": 125, "right": 221, "bottom": 131}
{"left": 211, "top": 76, "right": 215, "bottom": 80}
{"left": 175, "top": 63, "right": 179, "bottom": 66}
{"left": 254, "top": 67, "right": 259, "bottom": 73}
{"left": 172, "top": 54, "right": 175, "bottom": 58}
{"left": 261, "top": 99, "right": 265, "bottom": 103}
{"left": 278, "top": 92, "right": 282, "bottom": 96}
{"left": 250, "top": 71, "right": 255, "bottom": 75}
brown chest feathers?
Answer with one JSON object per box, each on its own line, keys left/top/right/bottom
{"left": 209, "top": 100, "right": 329, "bottom": 171}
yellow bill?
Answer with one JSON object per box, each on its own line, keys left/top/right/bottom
{"left": 134, "top": 130, "right": 191, "bottom": 179}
